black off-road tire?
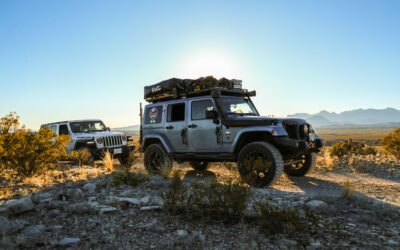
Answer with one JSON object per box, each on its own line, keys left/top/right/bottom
{"left": 117, "top": 154, "right": 129, "bottom": 165}
{"left": 284, "top": 153, "right": 316, "bottom": 176}
{"left": 237, "top": 142, "right": 283, "bottom": 187}
{"left": 144, "top": 144, "right": 173, "bottom": 175}
{"left": 189, "top": 161, "right": 209, "bottom": 171}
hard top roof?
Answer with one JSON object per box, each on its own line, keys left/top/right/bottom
{"left": 41, "top": 119, "right": 103, "bottom": 126}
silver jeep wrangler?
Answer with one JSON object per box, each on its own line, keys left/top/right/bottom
{"left": 40, "top": 119, "right": 135, "bottom": 164}
{"left": 140, "top": 77, "right": 323, "bottom": 187}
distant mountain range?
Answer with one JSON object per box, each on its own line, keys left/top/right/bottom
{"left": 113, "top": 107, "right": 400, "bottom": 130}
{"left": 288, "top": 107, "right": 400, "bottom": 127}
{"left": 111, "top": 125, "right": 140, "bottom": 131}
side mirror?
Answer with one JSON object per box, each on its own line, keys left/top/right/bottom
{"left": 206, "top": 110, "right": 220, "bottom": 124}
{"left": 205, "top": 110, "right": 218, "bottom": 120}
{"left": 107, "top": 127, "right": 111, "bottom": 132}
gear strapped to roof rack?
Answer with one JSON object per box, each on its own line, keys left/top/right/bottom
{"left": 144, "top": 76, "right": 255, "bottom": 103}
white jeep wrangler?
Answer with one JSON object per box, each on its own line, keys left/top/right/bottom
{"left": 40, "top": 119, "right": 135, "bottom": 164}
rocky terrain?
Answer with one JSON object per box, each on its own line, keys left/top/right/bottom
{"left": 0, "top": 154, "right": 399, "bottom": 249}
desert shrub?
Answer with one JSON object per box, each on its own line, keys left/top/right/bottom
{"left": 330, "top": 139, "right": 376, "bottom": 157}
{"left": 381, "top": 128, "right": 400, "bottom": 159}
{"left": 341, "top": 179, "right": 354, "bottom": 199}
{"left": 0, "top": 112, "right": 70, "bottom": 178}
{"left": 254, "top": 202, "right": 321, "bottom": 235}
{"left": 102, "top": 151, "right": 114, "bottom": 171}
{"left": 162, "top": 172, "right": 249, "bottom": 221}
{"left": 113, "top": 170, "right": 149, "bottom": 186}
{"left": 70, "top": 148, "right": 93, "bottom": 167}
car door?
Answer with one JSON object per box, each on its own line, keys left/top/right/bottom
{"left": 58, "top": 123, "right": 72, "bottom": 154}
{"left": 164, "top": 101, "right": 188, "bottom": 152}
{"left": 187, "top": 98, "right": 222, "bottom": 152}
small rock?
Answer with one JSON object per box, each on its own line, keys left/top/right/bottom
{"left": 97, "top": 205, "right": 118, "bottom": 214}
{"left": 65, "top": 178, "right": 72, "bottom": 183}
{"left": 82, "top": 183, "right": 97, "bottom": 193}
{"left": 306, "top": 241, "right": 322, "bottom": 250}
{"left": 140, "top": 206, "right": 161, "bottom": 211}
{"left": 306, "top": 200, "right": 328, "bottom": 211}
{"left": 24, "top": 224, "right": 45, "bottom": 236}
{"left": 176, "top": 229, "right": 188, "bottom": 237}
{"left": 388, "top": 239, "right": 399, "bottom": 246}
{"left": 278, "top": 238, "right": 297, "bottom": 248}
{"left": 140, "top": 196, "right": 150, "bottom": 204}
{"left": 47, "top": 209, "right": 61, "bottom": 217}
{"left": 0, "top": 216, "right": 12, "bottom": 236}
{"left": 57, "top": 237, "right": 80, "bottom": 246}
{"left": 67, "top": 202, "right": 97, "bottom": 214}
{"left": 66, "top": 188, "right": 84, "bottom": 200}
{"left": 114, "top": 197, "right": 141, "bottom": 206}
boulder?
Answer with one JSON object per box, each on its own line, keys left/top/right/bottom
{"left": 1, "top": 197, "right": 34, "bottom": 216}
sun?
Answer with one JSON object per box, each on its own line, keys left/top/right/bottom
{"left": 175, "top": 49, "right": 242, "bottom": 79}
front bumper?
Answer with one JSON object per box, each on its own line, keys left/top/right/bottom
{"left": 91, "top": 145, "right": 135, "bottom": 158}
{"left": 274, "top": 136, "right": 323, "bottom": 153}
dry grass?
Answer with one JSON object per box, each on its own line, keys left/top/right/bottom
{"left": 341, "top": 179, "right": 355, "bottom": 199}
{"left": 102, "top": 152, "right": 114, "bottom": 171}
{"left": 0, "top": 166, "right": 106, "bottom": 200}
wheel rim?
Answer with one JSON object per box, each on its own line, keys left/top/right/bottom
{"left": 148, "top": 150, "right": 163, "bottom": 172}
{"left": 289, "top": 155, "right": 306, "bottom": 170}
{"left": 239, "top": 151, "right": 275, "bottom": 186}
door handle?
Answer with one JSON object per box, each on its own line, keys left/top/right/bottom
{"left": 188, "top": 124, "right": 197, "bottom": 128}
{"left": 166, "top": 125, "right": 174, "bottom": 129}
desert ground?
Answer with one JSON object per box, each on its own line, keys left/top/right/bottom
{"left": 0, "top": 148, "right": 399, "bottom": 249}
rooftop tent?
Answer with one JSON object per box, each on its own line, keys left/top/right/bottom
{"left": 144, "top": 76, "right": 247, "bottom": 103}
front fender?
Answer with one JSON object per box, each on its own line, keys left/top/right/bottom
{"left": 230, "top": 126, "right": 287, "bottom": 153}
{"left": 142, "top": 133, "right": 174, "bottom": 153}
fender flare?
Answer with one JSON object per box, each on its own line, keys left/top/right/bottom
{"left": 230, "top": 127, "right": 286, "bottom": 153}
{"left": 142, "top": 134, "right": 174, "bottom": 153}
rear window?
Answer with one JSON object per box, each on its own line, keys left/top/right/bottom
{"left": 144, "top": 105, "right": 163, "bottom": 124}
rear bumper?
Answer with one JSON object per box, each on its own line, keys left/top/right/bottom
{"left": 91, "top": 145, "right": 135, "bottom": 158}
{"left": 274, "top": 136, "right": 323, "bottom": 153}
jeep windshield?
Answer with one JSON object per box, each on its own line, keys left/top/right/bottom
{"left": 70, "top": 121, "right": 107, "bottom": 133}
{"left": 218, "top": 96, "right": 259, "bottom": 116}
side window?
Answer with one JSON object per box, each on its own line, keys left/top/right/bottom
{"left": 49, "top": 125, "right": 57, "bottom": 134}
{"left": 144, "top": 105, "right": 163, "bottom": 124}
{"left": 167, "top": 103, "right": 185, "bottom": 122}
{"left": 59, "top": 124, "right": 69, "bottom": 135}
{"left": 191, "top": 100, "right": 215, "bottom": 120}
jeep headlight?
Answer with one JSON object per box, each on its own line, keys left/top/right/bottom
{"left": 303, "top": 124, "right": 309, "bottom": 135}
{"left": 96, "top": 137, "right": 103, "bottom": 144}
{"left": 121, "top": 136, "right": 127, "bottom": 142}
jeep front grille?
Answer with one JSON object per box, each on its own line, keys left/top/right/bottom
{"left": 102, "top": 135, "right": 123, "bottom": 147}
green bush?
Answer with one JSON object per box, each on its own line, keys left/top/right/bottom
{"left": 113, "top": 170, "right": 149, "bottom": 186}
{"left": 329, "top": 139, "right": 376, "bottom": 157}
{"left": 255, "top": 202, "right": 321, "bottom": 235}
{"left": 162, "top": 172, "right": 249, "bottom": 221}
{"left": 0, "top": 112, "right": 70, "bottom": 178}
{"left": 381, "top": 128, "right": 400, "bottom": 159}
{"left": 70, "top": 148, "right": 93, "bottom": 167}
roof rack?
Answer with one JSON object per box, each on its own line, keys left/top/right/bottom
{"left": 144, "top": 77, "right": 256, "bottom": 103}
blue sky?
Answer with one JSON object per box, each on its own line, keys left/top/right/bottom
{"left": 1, "top": 0, "right": 399, "bottom": 129}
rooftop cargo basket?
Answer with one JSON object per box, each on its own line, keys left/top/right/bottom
{"left": 144, "top": 76, "right": 255, "bottom": 103}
